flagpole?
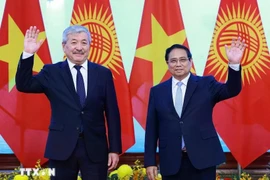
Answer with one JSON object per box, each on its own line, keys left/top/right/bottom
{"left": 237, "top": 162, "right": 242, "bottom": 178}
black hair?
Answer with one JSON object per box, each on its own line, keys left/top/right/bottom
{"left": 165, "top": 44, "right": 192, "bottom": 61}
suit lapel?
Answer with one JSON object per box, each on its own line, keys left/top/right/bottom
{"left": 182, "top": 73, "right": 198, "bottom": 114}
{"left": 84, "top": 61, "right": 98, "bottom": 107}
{"left": 59, "top": 60, "right": 81, "bottom": 107}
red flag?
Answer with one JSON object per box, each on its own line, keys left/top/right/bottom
{"left": 0, "top": 0, "right": 52, "bottom": 167}
{"left": 204, "top": 0, "right": 270, "bottom": 168}
{"left": 129, "top": 0, "right": 195, "bottom": 129}
{"left": 70, "top": 0, "right": 135, "bottom": 152}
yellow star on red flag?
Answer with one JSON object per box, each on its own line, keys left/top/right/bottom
{"left": 136, "top": 15, "right": 186, "bottom": 85}
{"left": 0, "top": 15, "right": 45, "bottom": 91}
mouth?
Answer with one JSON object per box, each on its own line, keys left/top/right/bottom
{"left": 74, "top": 51, "right": 84, "bottom": 54}
{"left": 74, "top": 53, "right": 84, "bottom": 56}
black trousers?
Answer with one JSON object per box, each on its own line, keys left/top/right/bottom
{"left": 162, "top": 152, "right": 216, "bottom": 180}
{"left": 49, "top": 137, "right": 108, "bottom": 180}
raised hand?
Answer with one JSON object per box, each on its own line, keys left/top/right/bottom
{"left": 24, "top": 26, "right": 44, "bottom": 54}
{"left": 225, "top": 37, "right": 247, "bottom": 64}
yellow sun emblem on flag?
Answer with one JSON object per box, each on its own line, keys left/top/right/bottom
{"left": 71, "top": 3, "right": 122, "bottom": 76}
{"left": 207, "top": 2, "right": 270, "bottom": 85}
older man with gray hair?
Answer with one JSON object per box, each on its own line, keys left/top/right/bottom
{"left": 16, "top": 25, "right": 122, "bottom": 180}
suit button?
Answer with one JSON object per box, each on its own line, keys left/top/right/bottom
{"left": 76, "top": 127, "right": 79, "bottom": 130}
{"left": 81, "top": 111, "right": 84, "bottom": 114}
{"left": 180, "top": 121, "right": 183, "bottom": 124}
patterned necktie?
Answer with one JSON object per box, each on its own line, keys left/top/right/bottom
{"left": 175, "top": 81, "right": 185, "bottom": 149}
{"left": 74, "top": 65, "right": 86, "bottom": 106}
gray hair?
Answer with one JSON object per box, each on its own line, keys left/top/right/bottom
{"left": 62, "top": 25, "right": 92, "bottom": 44}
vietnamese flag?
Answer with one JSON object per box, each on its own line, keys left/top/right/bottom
{"left": 204, "top": 0, "right": 270, "bottom": 168}
{"left": 70, "top": 0, "right": 135, "bottom": 152}
{"left": 0, "top": 0, "right": 52, "bottom": 167}
{"left": 129, "top": 0, "right": 195, "bottom": 129}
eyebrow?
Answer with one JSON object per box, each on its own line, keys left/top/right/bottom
{"left": 70, "top": 38, "right": 87, "bottom": 41}
{"left": 170, "top": 57, "right": 188, "bottom": 59}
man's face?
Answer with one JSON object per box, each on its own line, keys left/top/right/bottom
{"left": 167, "top": 48, "right": 192, "bottom": 80}
{"left": 62, "top": 32, "right": 90, "bottom": 65}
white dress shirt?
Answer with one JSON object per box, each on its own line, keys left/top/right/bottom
{"left": 172, "top": 73, "right": 190, "bottom": 107}
{"left": 67, "top": 59, "right": 88, "bottom": 96}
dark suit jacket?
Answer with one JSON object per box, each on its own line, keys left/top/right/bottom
{"left": 144, "top": 67, "right": 241, "bottom": 176}
{"left": 16, "top": 55, "right": 122, "bottom": 162}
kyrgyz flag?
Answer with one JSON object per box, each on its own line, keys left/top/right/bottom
{"left": 204, "top": 0, "right": 270, "bottom": 168}
{"left": 0, "top": 0, "right": 52, "bottom": 166}
{"left": 129, "top": 0, "right": 195, "bottom": 129}
{"left": 70, "top": 0, "right": 135, "bottom": 152}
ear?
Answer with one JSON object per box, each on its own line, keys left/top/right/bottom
{"left": 62, "top": 43, "right": 65, "bottom": 51}
{"left": 189, "top": 58, "right": 193, "bottom": 68}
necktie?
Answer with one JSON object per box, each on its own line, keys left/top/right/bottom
{"left": 175, "top": 82, "right": 185, "bottom": 149}
{"left": 74, "top": 65, "right": 86, "bottom": 107}
{"left": 175, "top": 82, "right": 183, "bottom": 118}
{"left": 74, "top": 65, "right": 85, "bottom": 134}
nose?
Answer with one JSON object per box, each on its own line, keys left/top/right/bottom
{"left": 76, "top": 43, "right": 83, "bottom": 50}
{"left": 176, "top": 60, "right": 182, "bottom": 66}
{"left": 76, "top": 46, "right": 82, "bottom": 51}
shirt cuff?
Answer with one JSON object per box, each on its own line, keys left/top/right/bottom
{"left": 22, "top": 51, "right": 34, "bottom": 59}
{"left": 228, "top": 63, "right": 240, "bottom": 71}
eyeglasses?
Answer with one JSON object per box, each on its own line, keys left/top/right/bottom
{"left": 168, "top": 58, "right": 189, "bottom": 65}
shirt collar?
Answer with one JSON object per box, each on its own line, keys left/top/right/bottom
{"left": 172, "top": 73, "right": 191, "bottom": 87}
{"left": 67, "top": 59, "right": 88, "bottom": 71}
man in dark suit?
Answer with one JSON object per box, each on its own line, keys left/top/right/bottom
{"left": 16, "top": 25, "right": 122, "bottom": 180}
{"left": 144, "top": 38, "right": 246, "bottom": 180}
